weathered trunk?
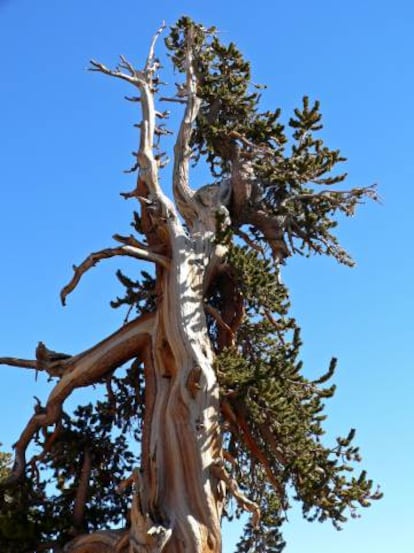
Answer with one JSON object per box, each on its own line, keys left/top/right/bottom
{"left": 134, "top": 220, "right": 224, "bottom": 553}
{"left": 63, "top": 224, "right": 225, "bottom": 553}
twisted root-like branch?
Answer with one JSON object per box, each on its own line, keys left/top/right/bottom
{"left": 0, "top": 313, "right": 154, "bottom": 488}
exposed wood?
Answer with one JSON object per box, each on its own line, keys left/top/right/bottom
{"left": 60, "top": 245, "right": 169, "bottom": 306}
{"left": 1, "top": 312, "right": 154, "bottom": 488}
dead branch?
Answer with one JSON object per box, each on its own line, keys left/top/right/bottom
{"left": 159, "top": 96, "right": 187, "bottom": 104}
{"left": 112, "top": 233, "right": 149, "bottom": 250}
{"left": 89, "top": 23, "right": 175, "bottom": 223}
{"left": 60, "top": 245, "right": 169, "bottom": 306}
{"left": 144, "top": 21, "right": 166, "bottom": 74}
{"left": 0, "top": 357, "right": 38, "bottom": 370}
{"left": 205, "top": 304, "right": 234, "bottom": 339}
{"left": 1, "top": 313, "right": 154, "bottom": 488}
{"left": 172, "top": 26, "right": 202, "bottom": 225}
{"left": 211, "top": 459, "right": 260, "bottom": 528}
{"left": 0, "top": 342, "right": 71, "bottom": 378}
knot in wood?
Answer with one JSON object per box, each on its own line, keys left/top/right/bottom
{"left": 186, "top": 366, "right": 202, "bottom": 398}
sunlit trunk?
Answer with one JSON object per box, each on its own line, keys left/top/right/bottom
{"left": 135, "top": 224, "right": 224, "bottom": 553}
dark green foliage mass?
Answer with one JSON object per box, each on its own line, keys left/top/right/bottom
{"left": 0, "top": 368, "right": 141, "bottom": 552}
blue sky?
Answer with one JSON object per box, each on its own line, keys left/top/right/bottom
{"left": 0, "top": 0, "right": 413, "bottom": 551}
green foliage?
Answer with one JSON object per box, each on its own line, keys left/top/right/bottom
{"left": 214, "top": 236, "right": 381, "bottom": 549}
{"left": 166, "top": 17, "right": 378, "bottom": 267}
{"left": 0, "top": 366, "right": 142, "bottom": 551}
{"left": 166, "top": 17, "right": 286, "bottom": 176}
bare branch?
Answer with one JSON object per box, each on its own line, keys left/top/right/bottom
{"left": 172, "top": 26, "right": 202, "bottom": 225}
{"left": 89, "top": 60, "right": 140, "bottom": 86}
{"left": 112, "top": 233, "right": 149, "bottom": 250}
{"left": 1, "top": 313, "right": 154, "bottom": 488}
{"left": 211, "top": 459, "right": 260, "bottom": 528}
{"left": 0, "top": 357, "right": 38, "bottom": 370}
{"left": 159, "top": 96, "right": 187, "bottom": 104}
{"left": 61, "top": 245, "right": 169, "bottom": 306}
{"left": 205, "top": 304, "right": 234, "bottom": 338}
{"left": 89, "top": 23, "right": 176, "bottom": 226}
{"left": 125, "top": 95, "right": 141, "bottom": 103}
{"left": 144, "top": 21, "right": 166, "bottom": 72}
{"left": 0, "top": 341, "right": 71, "bottom": 378}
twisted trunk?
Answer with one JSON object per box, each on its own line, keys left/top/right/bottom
{"left": 133, "top": 220, "right": 224, "bottom": 553}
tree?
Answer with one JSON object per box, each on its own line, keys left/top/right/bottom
{"left": 0, "top": 17, "right": 381, "bottom": 553}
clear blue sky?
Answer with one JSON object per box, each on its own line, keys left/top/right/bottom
{"left": 0, "top": 0, "right": 413, "bottom": 551}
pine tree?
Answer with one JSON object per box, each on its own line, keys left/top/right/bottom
{"left": 0, "top": 18, "right": 381, "bottom": 553}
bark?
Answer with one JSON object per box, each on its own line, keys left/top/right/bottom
{"left": 133, "top": 223, "right": 225, "bottom": 553}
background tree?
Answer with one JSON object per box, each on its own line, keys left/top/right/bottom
{"left": 0, "top": 18, "right": 381, "bottom": 553}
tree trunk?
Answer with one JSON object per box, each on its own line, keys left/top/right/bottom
{"left": 134, "top": 221, "right": 224, "bottom": 553}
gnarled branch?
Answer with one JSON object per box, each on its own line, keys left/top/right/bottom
{"left": 211, "top": 458, "right": 260, "bottom": 528}
{"left": 60, "top": 245, "right": 169, "bottom": 306}
{"left": 90, "top": 23, "right": 177, "bottom": 230}
{"left": 1, "top": 313, "right": 154, "bottom": 488}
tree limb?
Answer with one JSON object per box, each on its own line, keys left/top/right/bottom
{"left": 89, "top": 23, "right": 177, "bottom": 228}
{"left": 1, "top": 313, "right": 154, "bottom": 488}
{"left": 211, "top": 459, "right": 260, "bottom": 528}
{"left": 0, "top": 357, "right": 38, "bottom": 370}
{"left": 172, "top": 26, "right": 202, "bottom": 225}
{"left": 60, "top": 245, "right": 169, "bottom": 306}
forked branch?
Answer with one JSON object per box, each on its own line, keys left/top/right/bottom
{"left": 211, "top": 459, "right": 260, "bottom": 528}
{"left": 89, "top": 23, "right": 173, "bottom": 218}
{"left": 1, "top": 313, "right": 154, "bottom": 488}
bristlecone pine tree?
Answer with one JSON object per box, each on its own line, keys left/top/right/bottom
{"left": 0, "top": 17, "right": 381, "bottom": 553}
